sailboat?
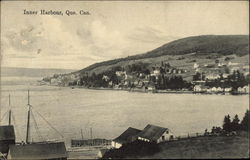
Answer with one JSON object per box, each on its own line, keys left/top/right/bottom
{"left": 0, "top": 94, "right": 16, "bottom": 158}
{"left": 7, "top": 90, "right": 68, "bottom": 160}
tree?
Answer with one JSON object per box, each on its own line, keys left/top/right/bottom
{"left": 241, "top": 110, "right": 250, "bottom": 131}
{"left": 231, "top": 114, "right": 240, "bottom": 131}
{"left": 223, "top": 115, "right": 232, "bottom": 132}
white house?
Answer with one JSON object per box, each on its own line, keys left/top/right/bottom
{"left": 137, "top": 124, "right": 174, "bottom": 143}
{"left": 228, "top": 62, "right": 239, "bottom": 66}
{"left": 224, "top": 87, "right": 232, "bottom": 92}
{"left": 206, "top": 74, "right": 220, "bottom": 80}
{"left": 239, "top": 85, "right": 250, "bottom": 94}
{"left": 194, "top": 63, "right": 199, "bottom": 69}
{"left": 193, "top": 85, "right": 208, "bottom": 92}
{"left": 211, "top": 87, "right": 217, "bottom": 92}
{"left": 111, "top": 127, "right": 141, "bottom": 149}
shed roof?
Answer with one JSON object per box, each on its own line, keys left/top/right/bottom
{"left": 137, "top": 124, "right": 168, "bottom": 141}
{"left": 113, "top": 127, "right": 141, "bottom": 144}
{"left": 8, "top": 141, "right": 67, "bottom": 159}
{"left": 0, "top": 125, "right": 15, "bottom": 141}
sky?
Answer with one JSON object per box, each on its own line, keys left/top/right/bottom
{"left": 1, "top": 1, "right": 249, "bottom": 70}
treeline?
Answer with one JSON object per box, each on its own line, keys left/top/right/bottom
{"left": 152, "top": 75, "right": 192, "bottom": 90}
{"left": 194, "top": 70, "right": 250, "bottom": 90}
{"left": 210, "top": 110, "right": 249, "bottom": 135}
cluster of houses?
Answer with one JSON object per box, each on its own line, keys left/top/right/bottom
{"left": 193, "top": 84, "right": 249, "bottom": 94}
{"left": 42, "top": 59, "right": 249, "bottom": 93}
{"left": 111, "top": 124, "right": 174, "bottom": 149}
{"left": 194, "top": 61, "right": 249, "bottom": 80}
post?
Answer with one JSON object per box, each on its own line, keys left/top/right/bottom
{"left": 26, "top": 90, "right": 31, "bottom": 144}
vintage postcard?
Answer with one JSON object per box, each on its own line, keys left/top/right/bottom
{"left": 0, "top": 0, "right": 249, "bottom": 159}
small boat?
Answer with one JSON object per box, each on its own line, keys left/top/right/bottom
{"left": 7, "top": 90, "right": 68, "bottom": 160}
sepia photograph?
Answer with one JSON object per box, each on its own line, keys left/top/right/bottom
{"left": 0, "top": 0, "right": 249, "bottom": 159}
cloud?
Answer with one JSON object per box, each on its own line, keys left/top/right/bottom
{"left": 128, "top": 27, "right": 179, "bottom": 44}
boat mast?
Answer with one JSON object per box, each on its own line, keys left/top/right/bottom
{"left": 81, "top": 129, "right": 84, "bottom": 140}
{"left": 26, "top": 90, "right": 31, "bottom": 144}
{"left": 90, "top": 127, "right": 93, "bottom": 145}
{"left": 8, "top": 94, "right": 12, "bottom": 125}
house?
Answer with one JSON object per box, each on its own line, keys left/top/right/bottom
{"left": 111, "top": 127, "right": 141, "bottom": 149}
{"left": 102, "top": 75, "right": 110, "bottom": 82}
{"left": 224, "top": 87, "right": 232, "bottom": 92}
{"left": 243, "top": 85, "right": 250, "bottom": 93}
{"left": 222, "top": 73, "right": 230, "bottom": 79}
{"left": 228, "top": 62, "right": 239, "bottom": 66}
{"left": 217, "top": 87, "right": 223, "bottom": 92}
{"left": 193, "top": 63, "right": 199, "bottom": 69}
{"left": 8, "top": 142, "right": 67, "bottom": 160}
{"left": 211, "top": 87, "right": 217, "bottom": 92}
{"left": 137, "top": 124, "right": 174, "bottom": 143}
{"left": 115, "top": 71, "right": 126, "bottom": 77}
{"left": 239, "top": 85, "right": 250, "bottom": 93}
{"left": 237, "top": 87, "right": 244, "bottom": 93}
{"left": 193, "top": 85, "right": 208, "bottom": 92}
{"left": 206, "top": 74, "right": 220, "bottom": 80}
{"left": 151, "top": 69, "right": 161, "bottom": 77}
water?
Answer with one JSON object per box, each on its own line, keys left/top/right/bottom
{"left": 1, "top": 83, "right": 248, "bottom": 148}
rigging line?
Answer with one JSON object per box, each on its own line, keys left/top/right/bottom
{"left": 0, "top": 111, "right": 8, "bottom": 122}
{"left": 11, "top": 111, "right": 21, "bottom": 139}
{"left": 30, "top": 109, "right": 45, "bottom": 142}
{"left": 31, "top": 107, "right": 64, "bottom": 139}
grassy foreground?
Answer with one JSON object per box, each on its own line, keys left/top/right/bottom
{"left": 103, "top": 132, "right": 249, "bottom": 159}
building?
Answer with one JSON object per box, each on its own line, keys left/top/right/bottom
{"left": 193, "top": 85, "right": 208, "bottom": 92}
{"left": 217, "top": 87, "right": 223, "bottom": 92}
{"left": 222, "top": 73, "right": 230, "bottom": 79}
{"left": 0, "top": 125, "right": 15, "bottom": 154}
{"left": 193, "top": 63, "right": 199, "bottom": 69}
{"left": 238, "top": 85, "right": 250, "bottom": 93}
{"left": 137, "top": 124, "right": 174, "bottom": 143}
{"left": 111, "top": 127, "right": 141, "bottom": 149}
{"left": 206, "top": 74, "right": 220, "bottom": 80}
{"left": 211, "top": 87, "right": 217, "bottom": 92}
{"left": 8, "top": 142, "right": 67, "bottom": 160}
{"left": 224, "top": 87, "right": 232, "bottom": 92}
{"left": 228, "top": 62, "right": 239, "bottom": 66}
{"left": 243, "top": 85, "right": 250, "bottom": 93}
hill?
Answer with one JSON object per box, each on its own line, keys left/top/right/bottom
{"left": 80, "top": 35, "right": 249, "bottom": 73}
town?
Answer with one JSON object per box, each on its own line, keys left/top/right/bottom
{"left": 41, "top": 57, "right": 250, "bottom": 95}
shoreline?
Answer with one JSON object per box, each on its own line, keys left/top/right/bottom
{"left": 41, "top": 83, "right": 249, "bottom": 95}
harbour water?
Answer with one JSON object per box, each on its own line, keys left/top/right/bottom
{"left": 1, "top": 83, "right": 248, "bottom": 147}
